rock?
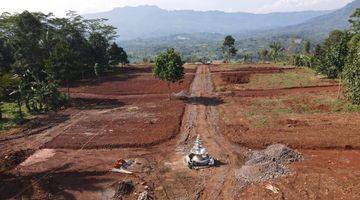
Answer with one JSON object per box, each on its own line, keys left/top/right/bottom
{"left": 137, "top": 191, "right": 152, "bottom": 200}
{"left": 236, "top": 144, "right": 302, "bottom": 185}
{"left": 172, "top": 90, "right": 190, "bottom": 99}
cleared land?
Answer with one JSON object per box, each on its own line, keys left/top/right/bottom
{"left": 0, "top": 63, "right": 359, "bottom": 200}
{"left": 212, "top": 63, "right": 360, "bottom": 199}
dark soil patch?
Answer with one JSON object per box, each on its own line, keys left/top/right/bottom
{"left": 221, "top": 72, "right": 251, "bottom": 84}
{"left": 0, "top": 149, "right": 34, "bottom": 172}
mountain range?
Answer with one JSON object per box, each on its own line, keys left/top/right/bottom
{"left": 84, "top": 0, "right": 360, "bottom": 61}
{"left": 84, "top": 6, "right": 331, "bottom": 41}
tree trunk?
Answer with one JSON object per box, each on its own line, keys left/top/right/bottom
{"left": 337, "top": 77, "right": 342, "bottom": 99}
{"left": 167, "top": 82, "right": 172, "bottom": 100}
{"left": 0, "top": 103, "right": 2, "bottom": 120}
{"left": 17, "top": 99, "right": 23, "bottom": 122}
{"left": 66, "top": 79, "right": 70, "bottom": 99}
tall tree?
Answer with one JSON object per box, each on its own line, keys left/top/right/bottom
{"left": 315, "top": 30, "right": 349, "bottom": 78}
{"left": 13, "top": 11, "right": 45, "bottom": 79}
{"left": 0, "top": 38, "right": 13, "bottom": 73}
{"left": 258, "top": 49, "right": 269, "bottom": 62}
{"left": 269, "top": 42, "right": 283, "bottom": 63}
{"left": 304, "top": 41, "right": 311, "bottom": 54}
{"left": 343, "top": 34, "right": 360, "bottom": 104}
{"left": 349, "top": 8, "right": 360, "bottom": 33}
{"left": 153, "top": 48, "right": 184, "bottom": 100}
{"left": 108, "top": 42, "right": 129, "bottom": 67}
{"left": 45, "top": 39, "right": 76, "bottom": 98}
{"left": 222, "top": 35, "right": 237, "bottom": 63}
{"left": 89, "top": 32, "right": 110, "bottom": 74}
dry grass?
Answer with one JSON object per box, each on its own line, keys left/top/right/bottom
{"left": 235, "top": 68, "right": 335, "bottom": 90}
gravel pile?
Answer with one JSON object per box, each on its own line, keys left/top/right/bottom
{"left": 235, "top": 144, "right": 302, "bottom": 185}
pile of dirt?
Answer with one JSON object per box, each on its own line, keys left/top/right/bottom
{"left": 221, "top": 72, "right": 251, "bottom": 84}
{"left": 235, "top": 144, "right": 302, "bottom": 186}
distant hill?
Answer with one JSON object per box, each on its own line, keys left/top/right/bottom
{"left": 249, "top": 0, "right": 360, "bottom": 41}
{"left": 119, "top": 0, "right": 360, "bottom": 62}
{"left": 84, "top": 6, "right": 330, "bottom": 40}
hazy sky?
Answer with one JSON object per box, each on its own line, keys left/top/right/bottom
{"left": 0, "top": 0, "right": 355, "bottom": 16}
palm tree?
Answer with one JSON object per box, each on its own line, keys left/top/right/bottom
{"left": 269, "top": 42, "right": 283, "bottom": 63}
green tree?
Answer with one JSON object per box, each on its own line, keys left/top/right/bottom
{"left": 269, "top": 42, "right": 283, "bottom": 63}
{"left": 304, "top": 41, "right": 311, "bottom": 54}
{"left": 108, "top": 42, "right": 129, "bottom": 66}
{"left": 89, "top": 32, "right": 110, "bottom": 74}
{"left": 349, "top": 8, "right": 360, "bottom": 33}
{"left": 45, "top": 39, "right": 76, "bottom": 98}
{"left": 315, "top": 30, "right": 349, "bottom": 78}
{"left": 153, "top": 48, "right": 184, "bottom": 99}
{"left": 222, "top": 35, "right": 237, "bottom": 63}
{"left": 343, "top": 34, "right": 360, "bottom": 104}
{"left": 0, "top": 38, "right": 13, "bottom": 73}
{"left": 243, "top": 53, "right": 253, "bottom": 63}
{"left": 258, "top": 49, "right": 269, "bottom": 62}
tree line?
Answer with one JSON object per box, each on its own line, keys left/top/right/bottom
{"left": 220, "top": 9, "right": 359, "bottom": 105}
{"left": 292, "top": 8, "right": 360, "bottom": 104}
{"left": 0, "top": 11, "right": 129, "bottom": 120}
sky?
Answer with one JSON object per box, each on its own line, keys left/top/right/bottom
{"left": 0, "top": 0, "right": 355, "bottom": 16}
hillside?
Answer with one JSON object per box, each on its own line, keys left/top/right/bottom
{"left": 84, "top": 6, "right": 330, "bottom": 40}
{"left": 253, "top": 0, "right": 360, "bottom": 41}
{"left": 121, "top": 0, "right": 360, "bottom": 62}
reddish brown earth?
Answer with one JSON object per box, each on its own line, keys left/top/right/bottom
{"left": 0, "top": 64, "right": 360, "bottom": 200}
{"left": 214, "top": 64, "right": 360, "bottom": 199}
{"left": 66, "top": 74, "right": 194, "bottom": 96}
{"left": 240, "top": 150, "right": 360, "bottom": 199}
{"left": 44, "top": 97, "right": 185, "bottom": 149}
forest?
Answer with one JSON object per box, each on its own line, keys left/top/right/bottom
{"left": 0, "top": 11, "right": 128, "bottom": 124}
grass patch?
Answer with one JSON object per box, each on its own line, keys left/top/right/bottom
{"left": 233, "top": 68, "right": 334, "bottom": 90}
{"left": 0, "top": 102, "right": 32, "bottom": 131}
{"left": 241, "top": 94, "right": 360, "bottom": 129}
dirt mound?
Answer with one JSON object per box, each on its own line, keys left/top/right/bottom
{"left": 221, "top": 73, "right": 251, "bottom": 84}
{"left": 235, "top": 144, "right": 302, "bottom": 185}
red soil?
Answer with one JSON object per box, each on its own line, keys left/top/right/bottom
{"left": 240, "top": 150, "right": 360, "bottom": 199}
{"left": 44, "top": 97, "right": 186, "bottom": 149}
{"left": 66, "top": 74, "right": 194, "bottom": 96}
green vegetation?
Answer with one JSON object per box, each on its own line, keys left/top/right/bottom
{"left": 153, "top": 48, "right": 184, "bottom": 99}
{"left": 0, "top": 102, "right": 31, "bottom": 131}
{"left": 258, "top": 49, "right": 269, "bottom": 62}
{"left": 222, "top": 35, "right": 238, "bottom": 63}
{"left": 109, "top": 42, "right": 129, "bottom": 66}
{"left": 239, "top": 68, "right": 329, "bottom": 90}
{"left": 0, "top": 11, "right": 129, "bottom": 129}
{"left": 343, "top": 9, "right": 360, "bottom": 104}
{"left": 290, "top": 8, "right": 360, "bottom": 105}
{"left": 269, "top": 42, "right": 284, "bottom": 63}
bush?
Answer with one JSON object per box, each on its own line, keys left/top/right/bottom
{"left": 343, "top": 34, "right": 360, "bottom": 104}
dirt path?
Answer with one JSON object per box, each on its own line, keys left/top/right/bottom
{"left": 154, "top": 65, "right": 247, "bottom": 199}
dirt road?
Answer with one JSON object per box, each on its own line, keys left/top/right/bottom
{"left": 153, "top": 65, "right": 247, "bottom": 199}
